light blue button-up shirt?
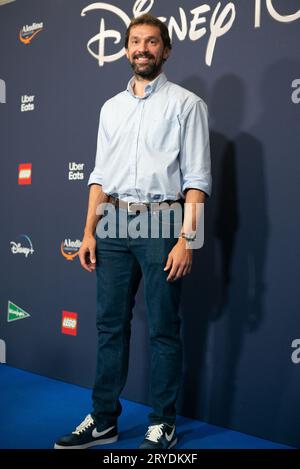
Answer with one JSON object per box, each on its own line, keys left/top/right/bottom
{"left": 88, "top": 72, "right": 212, "bottom": 202}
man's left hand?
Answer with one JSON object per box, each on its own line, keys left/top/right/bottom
{"left": 164, "top": 238, "right": 193, "bottom": 282}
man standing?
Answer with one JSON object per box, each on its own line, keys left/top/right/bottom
{"left": 54, "top": 13, "right": 211, "bottom": 450}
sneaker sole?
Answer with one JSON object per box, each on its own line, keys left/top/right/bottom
{"left": 54, "top": 435, "right": 118, "bottom": 449}
{"left": 139, "top": 437, "right": 178, "bottom": 450}
{"left": 169, "top": 437, "right": 177, "bottom": 449}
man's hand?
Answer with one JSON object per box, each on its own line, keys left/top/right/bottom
{"left": 78, "top": 234, "right": 97, "bottom": 272}
{"left": 164, "top": 238, "right": 193, "bottom": 282}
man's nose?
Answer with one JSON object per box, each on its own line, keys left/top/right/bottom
{"left": 138, "top": 41, "right": 149, "bottom": 52}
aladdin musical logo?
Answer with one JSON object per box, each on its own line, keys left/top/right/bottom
{"left": 81, "top": 0, "right": 300, "bottom": 67}
{"left": 19, "top": 22, "right": 43, "bottom": 45}
{"left": 61, "top": 238, "right": 82, "bottom": 261}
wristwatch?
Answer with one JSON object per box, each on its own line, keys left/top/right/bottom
{"left": 179, "top": 232, "right": 196, "bottom": 242}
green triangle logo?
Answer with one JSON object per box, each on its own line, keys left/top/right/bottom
{"left": 7, "top": 301, "right": 30, "bottom": 322}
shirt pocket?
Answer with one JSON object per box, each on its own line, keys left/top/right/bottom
{"left": 144, "top": 116, "right": 180, "bottom": 152}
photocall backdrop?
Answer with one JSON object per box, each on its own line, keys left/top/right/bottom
{"left": 0, "top": 0, "right": 299, "bottom": 448}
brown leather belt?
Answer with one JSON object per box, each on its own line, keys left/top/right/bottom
{"left": 106, "top": 195, "right": 183, "bottom": 213}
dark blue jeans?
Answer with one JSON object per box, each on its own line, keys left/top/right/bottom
{"left": 92, "top": 206, "right": 183, "bottom": 428}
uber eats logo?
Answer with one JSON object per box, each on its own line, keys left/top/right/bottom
{"left": 68, "top": 162, "right": 85, "bottom": 181}
{"left": 21, "top": 94, "right": 35, "bottom": 112}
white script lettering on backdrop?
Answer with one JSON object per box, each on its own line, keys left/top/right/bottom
{"left": 81, "top": 0, "right": 300, "bottom": 67}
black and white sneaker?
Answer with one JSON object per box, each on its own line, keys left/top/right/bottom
{"left": 139, "top": 423, "right": 177, "bottom": 449}
{"left": 54, "top": 414, "right": 118, "bottom": 449}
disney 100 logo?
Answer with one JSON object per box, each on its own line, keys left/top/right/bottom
{"left": 81, "top": 0, "right": 300, "bottom": 67}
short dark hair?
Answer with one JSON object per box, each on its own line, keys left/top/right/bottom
{"left": 125, "top": 14, "right": 172, "bottom": 51}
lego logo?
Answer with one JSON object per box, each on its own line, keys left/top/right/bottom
{"left": 62, "top": 318, "right": 77, "bottom": 329}
{"left": 19, "top": 169, "right": 31, "bottom": 179}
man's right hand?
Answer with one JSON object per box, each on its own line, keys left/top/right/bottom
{"left": 78, "top": 234, "right": 97, "bottom": 272}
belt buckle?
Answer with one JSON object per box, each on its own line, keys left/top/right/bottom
{"left": 128, "top": 201, "right": 147, "bottom": 214}
{"left": 128, "top": 201, "right": 135, "bottom": 214}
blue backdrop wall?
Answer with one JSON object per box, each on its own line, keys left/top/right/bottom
{"left": 1, "top": 0, "right": 300, "bottom": 448}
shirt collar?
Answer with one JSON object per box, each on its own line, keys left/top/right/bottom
{"left": 126, "top": 72, "right": 167, "bottom": 99}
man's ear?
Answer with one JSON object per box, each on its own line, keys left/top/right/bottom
{"left": 125, "top": 48, "right": 129, "bottom": 60}
{"left": 163, "top": 47, "right": 171, "bottom": 61}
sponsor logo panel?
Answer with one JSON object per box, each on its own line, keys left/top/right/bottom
{"left": 19, "top": 22, "right": 43, "bottom": 44}
{"left": 61, "top": 238, "right": 81, "bottom": 261}
{"left": 62, "top": 311, "right": 78, "bottom": 336}
{"left": 18, "top": 163, "right": 32, "bottom": 185}
{"left": 10, "top": 235, "right": 34, "bottom": 257}
{"left": 68, "top": 162, "right": 85, "bottom": 181}
{"left": 7, "top": 301, "right": 31, "bottom": 322}
{"left": 21, "top": 94, "right": 35, "bottom": 112}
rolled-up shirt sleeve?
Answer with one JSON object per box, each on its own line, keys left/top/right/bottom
{"left": 179, "top": 99, "right": 212, "bottom": 197}
{"left": 88, "top": 107, "right": 108, "bottom": 187}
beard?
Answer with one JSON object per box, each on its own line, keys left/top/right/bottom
{"left": 130, "top": 53, "right": 164, "bottom": 80}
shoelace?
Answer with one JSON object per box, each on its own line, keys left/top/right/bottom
{"left": 72, "top": 414, "right": 95, "bottom": 435}
{"left": 145, "top": 424, "right": 165, "bottom": 442}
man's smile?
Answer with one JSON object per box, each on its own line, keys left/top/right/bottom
{"left": 135, "top": 57, "right": 151, "bottom": 63}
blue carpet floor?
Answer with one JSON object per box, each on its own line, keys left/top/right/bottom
{"left": 0, "top": 365, "right": 291, "bottom": 449}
